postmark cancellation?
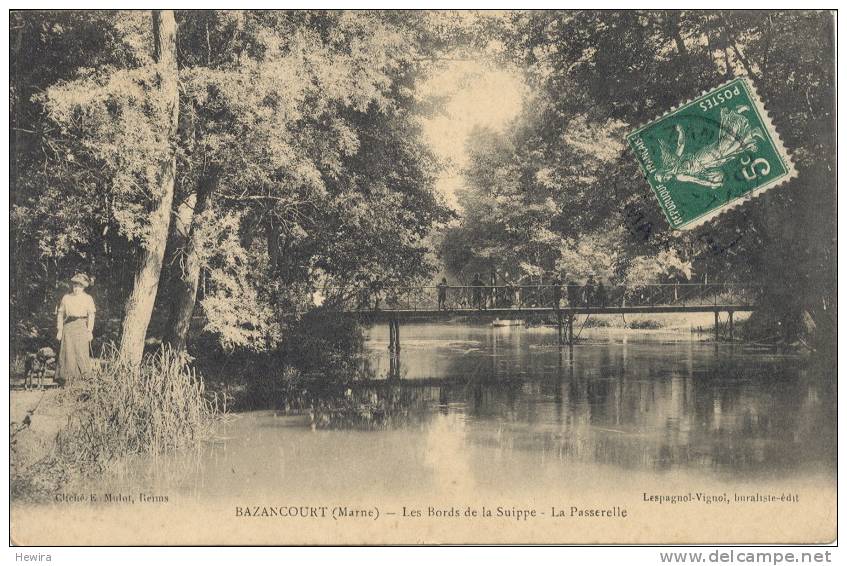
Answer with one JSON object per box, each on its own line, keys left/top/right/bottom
{"left": 628, "top": 77, "right": 797, "bottom": 230}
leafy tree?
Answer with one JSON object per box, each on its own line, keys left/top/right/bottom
{"left": 11, "top": 10, "right": 453, "bottom": 357}
{"left": 16, "top": 10, "right": 180, "bottom": 364}
{"left": 11, "top": 11, "right": 153, "bottom": 338}
{"left": 449, "top": 10, "right": 834, "bottom": 346}
{"left": 161, "top": 11, "right": 452, "bottom": 351}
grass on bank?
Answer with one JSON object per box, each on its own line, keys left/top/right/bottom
{"left": 58, "top": 344, "right": 225, "bottom": 470}
{"left": 11, "top": 344, "right": 224, "bottom": 499}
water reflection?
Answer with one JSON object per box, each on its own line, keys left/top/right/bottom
{"left": 343, "top": 323, "right": 835, "bottom": 477}
{"left": 90, "top": 323, "right": 834, "bottom": 501}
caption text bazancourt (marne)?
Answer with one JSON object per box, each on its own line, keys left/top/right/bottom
{"left": 234, "top": 504, "right": 629, "bottom": 521}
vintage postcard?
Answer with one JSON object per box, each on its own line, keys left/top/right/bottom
{"left": 9, "top": 9, "right": 836, "bottom": 546}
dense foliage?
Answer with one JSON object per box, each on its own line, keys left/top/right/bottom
{"left": 11, "top": 10, "right": 453, "bottom": 355}
{"left": 441, "top": 10, "right": 835, "bottom": 346}
{"left": 10, "top": 10, "right": 835, "bottom": 359}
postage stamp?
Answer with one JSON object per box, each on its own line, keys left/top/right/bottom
{"left": 627, "top": 77, "right": 797, "bottom": 230}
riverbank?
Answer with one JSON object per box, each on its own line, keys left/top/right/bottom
{"left": 11, "top": 347, "right": 222, "bottom": 502}
{"left": 555, "top": 311, "right": 752, "bottom": 332}
{"left": 10, "top": 388, "right": 70, "bottom": 501}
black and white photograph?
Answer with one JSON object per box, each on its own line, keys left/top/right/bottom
{"left": 7, "top": 8, "right": 838, "bottom": 547}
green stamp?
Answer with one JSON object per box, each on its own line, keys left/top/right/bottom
{"left": 627, "top": 77, "right": 796, "bottom": 230}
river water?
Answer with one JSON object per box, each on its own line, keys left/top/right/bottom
{"left": 13, "top": 322, "right": 837, "bottom": 544}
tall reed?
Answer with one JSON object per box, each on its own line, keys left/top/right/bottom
{"left": 57, "top": 344, "right": 223, "bottom": 473}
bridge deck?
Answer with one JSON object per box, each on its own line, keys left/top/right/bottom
{"left": 339, "top": 304, "right": 754, "bottom": 321}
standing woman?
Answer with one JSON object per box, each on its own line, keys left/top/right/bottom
{"left": 56, "top": 273, "right": 96, "bottom": 386}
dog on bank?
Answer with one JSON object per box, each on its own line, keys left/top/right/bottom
{"left": 24, "top": 347, "right": 56, "bottom": 390}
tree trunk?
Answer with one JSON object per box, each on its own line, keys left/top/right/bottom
{"left": 729, "top": 41, "right": 757, "bottom": 80}
{"left": 666, "top": 13, "right": 688, "bottom": 58}
{"left": 164, "top": 178, "right": 215, "bottom": 352}
{"left": 118, "top": 10, "right": 179, "bottom": 365}
{"left": 718, "top": 14, "right": 758, "bottom": 81}
{"left": 266, "top": 218, "right": 282, "bottom": 272}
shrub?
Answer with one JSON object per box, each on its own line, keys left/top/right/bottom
{"left": 627, "top": 319, "right": 664, "bottom": 329}
{"left": 55, "top": 344, "right": 223, "bottom": 474}
{"left": 282, "top": 307, "right": 365, "bottom": 377}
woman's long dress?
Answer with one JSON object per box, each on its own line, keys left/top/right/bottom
{"left": 56, "top": 293, "right": 95, "bottom": 385}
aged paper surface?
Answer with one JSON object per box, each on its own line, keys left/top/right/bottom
{"left": 9, "top": 9, "right": 836, "bottom": 546}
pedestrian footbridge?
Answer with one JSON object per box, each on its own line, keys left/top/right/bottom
{"left": 325, "top": 283, "right": 758, "bottom": 347}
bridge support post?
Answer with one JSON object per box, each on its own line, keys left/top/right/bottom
{"left": 714, "top": 311, "right": 720, "bottom": 342}
{"left": 728, "top": 311, "right": 734, "bottom": 341}
{"left": 557, "top": 311, "right": 564, "bottom": 345}
{"left": 567, "top": 313, "right": 575, "bottom": 345}
{"left": 388, "top": 319, "right": 400, "bottom": 353}
{"left": 389, "top": 353, "right": 400, "bottom": 380}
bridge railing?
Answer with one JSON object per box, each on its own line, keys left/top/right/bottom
{"left": 327, "top": 283, "right": 760, "bottom": 312}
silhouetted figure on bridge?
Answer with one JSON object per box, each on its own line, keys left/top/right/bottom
{"left": 437, "top": 277, "right": 448, "bottom": 310}
{"left": 596, "top": 279, "right": 607, "bottom": 308}
{"left": 567, "top": 279, "right": 580, "bottom": 308}
{"left": 471, "top": 273, "right": 485, "bottom": 310}
{"left": 369, "top": 280, "right": 384, "bottom": 310}
{"left": 357, "top": 287, "right": 369, "bottom": 311}
{"left": 502, "top": 274, "right": 517, "bottom": 308}
{"left": 583, "top": 275, "right": 596, "bottom": 307}
{"left": 551, "top": 274, "right": 563, "bottom": 311}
